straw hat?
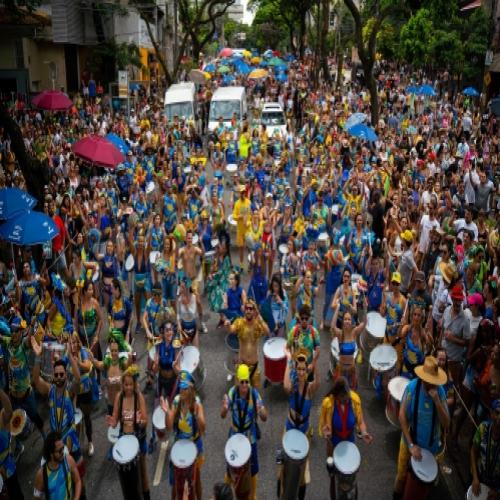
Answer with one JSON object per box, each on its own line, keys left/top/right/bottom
{"left": 414, "top": 356, "right": 447, "bottom": 386}
{"left": 439, "top": 262, "right": 457, "bottom": 284}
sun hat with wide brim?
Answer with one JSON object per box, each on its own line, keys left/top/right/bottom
{"left": 439, "top": 261, "right": 457, "bottom": 284}
{"left": 415, "top": 356, "right": 447, "bottom": 386}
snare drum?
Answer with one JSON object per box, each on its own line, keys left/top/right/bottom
{"left": 361, "top": 311, "right": 386, "bottom": 354}
{"left": 171, "top": 439, "right": 198, "bottom": 500}
{"left": 466, "top": 484, "right": 489, "bottom": 500}
{"left": 211, "top": 238, "right": 219, "bottom": 248}
{"left": 226, "top": 163, "right": 238, "bottom": 174}
{"left": 125, "top": 254, "right": 135, "bottom": 272}
{"left": 330, "top": 338, "right": 358, "bottom": 389}
{"left": 152, "top": 406, "right": 167, "bottom": 440}
{"left": 281, "top": 429, "right": 310, "bottom": 498}
{"left": 146, "top": 181, "right": 155, "bottom": 194}
{"left": 228, "top": 215, "right": 237, "bottom": 227}
{"left": 180, "top": 345, "right": 205, "bottom": 391}
{"left": 225, "top": 433, "right": 252, "bottom": 499}
{"left": 369, "top": 344, "right": 397, "bottom": 396}
{"left": 263, "top": 337, "right": 287, "bottom": 384}
{"left": 10, "top": 409, "right": 33, "bottom": 441}
{"left": 386, "top": 376, "right": 410, "bottom": 427}
{"left": 113, "top": 435, "right": 141, "bottom": 500}
{"left": 332, "top": 441, "right": 361, "bottom": 497}
{"left": 41, "top": 342, "right": 66, "bottom": 381}
{"left": 279, "top": 244, "right": 289, "bottom": 255}
{"left": 403, "top": 448, "right": 438, "bottom": 500}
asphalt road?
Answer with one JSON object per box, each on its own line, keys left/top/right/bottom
{"left": 16, "top": 269, "right": 463, "bottom": 499}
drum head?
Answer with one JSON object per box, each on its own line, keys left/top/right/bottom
{"left": 225, "top": 433, "right": 251, "bottom": 467}
{"left": 149, "top": 251, "right": 160, "bottom": 264}
{"left": 10, "top": 409, "right": 26, "bottom": 436}
{"left": 171, "top": 439, "right": 197, "bottom": 468}
{"left": 228, "top": 215, "right": 237, "bottom": 226}
{"left": 263, "top": 337, "right": 286, "bottom": 360}
{"left": 318, "top": 232, "right": 329, "bottom": 242}
{"left": 388, "top": 377, "right": 410, "bottom": 403}
{"left": 125, "top": 254, "right": 135, "bottom": 271}
{"left": 113, "top": 435, "right": 140, "bottom": 464}
{"left": 411, "top": 448, "right": 437, "bottom": 483}
{"left": 146, "top": 181, "right": 155, "bottom": 194}
{"left": 205, "top": 250, "right": 215, "bottom": 258}
{"left": 152, "top": 406, "right": 166, "bottom": 431}
{"left": 180, "top": 346, "right": 200, "bottom": 373}
{"left": 192, "top": 234, "right": 199, "bottom": 245}
{"left": 278, "top": 244, "right": 289, "bottom": 255}
{"left": 369, "top": 345, "right": 397, "bottom": 372}
{"left": 331, "top": 204, "right": 339, "bottom": 215}
{"left": 49, "top": 343, "right": 65, "bottom": 352}
{"left": 149, "top": 345, "right": 156, "bottom": 362}
{"left": 282, "top": 429, "right": 309, "bottom": 461}
{"left": 92, "top": 269, "right": 99, "bottom": 282}
{"left": 74, "top": 408, "right": 83, "bottom": 426}
{"left": 333, "top": 441, "right": 361, "bottom": 475}
{"left": 366, "top": 312, "right": 387, "bottom": 339}
{"left": 211, "top": 238, "right": 219, "bottom": 248}
{"left": 467, "top": 484, "right": 489, "bottom": 500}
{"left": 107, "top": 425, "right": 120, "bottom": 444}
{"left": 226, "top": 163, "right": 237, "bottom": 173}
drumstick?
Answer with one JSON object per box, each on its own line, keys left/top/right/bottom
{"left": 452, "top": 383, "right": 479, "bottom": 430}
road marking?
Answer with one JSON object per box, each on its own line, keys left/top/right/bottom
{"left": 153, "top": 439, "right": 169, "bottom": 486}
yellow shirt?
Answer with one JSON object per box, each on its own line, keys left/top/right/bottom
{"left": 233, "top": 198, "right": 251, "bottom": 232}
{"left": 232, "top": 317, "right": 266, "bottom": 343}
{"left": 318, "top": 391, "right": 363, "bottom": 437}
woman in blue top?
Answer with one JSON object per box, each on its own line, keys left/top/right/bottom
{"left": 260, "top": 275, "right": 289, "bottom": 337}
{"left": 153, "top": 322, "right": 180, "bottom": 403}
{"left": 97, "top": 240, "right": 119, "bottom": 309}
{"left": 222, "top": 272, "right": 247, "bottom": 323}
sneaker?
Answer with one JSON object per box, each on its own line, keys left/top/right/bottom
{"left": 88, "top": 442, "right": 94, "bottom": 457}
{"left": 201, "top": 322, "right": 208, "bottom": 334}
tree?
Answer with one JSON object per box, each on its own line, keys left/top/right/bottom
{"left": 343, "top": 0, "right": 404, "bottom": 125}
{"left": 399, "top": 8, "right": 434, "bottom": 68}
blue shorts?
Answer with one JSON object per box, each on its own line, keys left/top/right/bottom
{"left": 133, "top": 273, "right": 151, "bottom": 294}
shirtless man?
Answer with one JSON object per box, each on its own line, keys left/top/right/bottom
{"left": 226, "top": 299, "right": 270, "bottom": 388}
{"left": 179, "top": 230, "right": 206, "bottom": 333}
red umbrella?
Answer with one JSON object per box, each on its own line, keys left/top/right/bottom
{"left": 32, "top": 90, "right": 72, "bottom": 111}
{"left": 72, "top": 136, "right": 124, "bottom": 168}
{"left": 219, "top": 47, "right": 233, "bottom": 57}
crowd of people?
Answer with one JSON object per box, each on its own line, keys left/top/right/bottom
{"left": 0, "top": 51, "right": 498, "bottom": 500}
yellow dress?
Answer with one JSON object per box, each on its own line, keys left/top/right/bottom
{"left": 233, "top": 198, "right": 251, "bottom": 247}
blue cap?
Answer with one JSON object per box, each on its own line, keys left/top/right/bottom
{"left": 178, "top": 370, "right": 194, "bottom": 390}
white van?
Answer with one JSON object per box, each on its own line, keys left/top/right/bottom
{"left": 261, "top": 102, "right": 286, "bottom": 137}
{"left": 164, "top": 82, "right": 197, "bottom": 122}
{"left": 208, "top": 86, "right": 247, "bottom": 132}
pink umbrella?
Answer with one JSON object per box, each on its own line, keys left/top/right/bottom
{"left": 32, "top": 90, "right": 73, "bottom": 111}
{"left": 219, "top": 47, "right": 233, "bottom": 57}
{"left": 72, "top": 136, "right": 124, "bottom": 169}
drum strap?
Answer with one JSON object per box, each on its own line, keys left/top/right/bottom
{"left": 412, "top": 380, "right": 437, "bottom": 449}
{"left": 290, "top": 382, "right": 309, "bottom": 427}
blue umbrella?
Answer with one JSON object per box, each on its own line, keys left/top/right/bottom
{"left": 463, "top": 86, "right": 479, "bottom": 97}
{"left": 222, "top": 75, "right": 235, "bottom": 85}
{"left": 259, "top": 60, "right": 268, "bottom": 67}
{"left": 0, "top": 210, "right": 59, "bottom": 245}
{"left": 418, "top": 84, "right": 436, "bottom": 97}
{"left": 275, "top": 64, "right": 288, "bottom": 72}
{"left": 129, "top": 83, "right": 141, "bottom": 91}
{"left": 347, "top": 123, "right": 378, "bottom": 142}
{"left": 263, "top": 49, "right": 273, "bottom": 58}
{"left": 235, "top": 62, "right": 251, "bottom": 75}
{"left": 0, "top": 188, "right": 36, "bottom": 220}
{"left": 406, "top": 85, "right": 418, "bottom": 94}
{"left": 204, "top": 63, "right": 216, "bottom": 73}
{"left": 106, "top": 133, "right": 129, "bottom": 155}
{"left": 284, "top": 54, "right": 296, "bottom": 62}
{"left": 275, "top": 72, "right": 288, "bottom": 82}
{"left": 344, "top": 112, "right": 367, "bottom": 130}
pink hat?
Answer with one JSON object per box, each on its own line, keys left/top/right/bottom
{"left": 467, "top": 293, "right": 484, "bottom": 307}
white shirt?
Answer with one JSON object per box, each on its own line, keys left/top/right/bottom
{"left": 453, "top": 219, "right": 478, "bottom": 241}
{"left": 418, "top": 214, "right": 440, "bottom": 253}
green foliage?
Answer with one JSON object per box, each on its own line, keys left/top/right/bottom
{"left": 90, "top": 41, "right": 144, "bottom": 72}
{"left": 399, "top": 8, "right": 434, "bottom": 66}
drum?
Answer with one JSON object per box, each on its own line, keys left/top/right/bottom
{"left": 281, "top": 429, "right": 309, "bottom": 499}
{"left": 204, "top": 250, "right": 215, "bottom": 263}
{"left": 180, "top": 345, "right": 205, "bottom": 390}
{"left": 146, "top": 181, "right": 155, "bottom": 194}
{"left": 224, "top": 333, "right": 239, "bottom": 376}
{"left": 278, "top": 244, "right": 289, "bottom": 255}
{"left": 192, "top": 234, "right": 199, "bottom": 245}
{"left": 125, "top": 254, "right": 135, "bottom": 272}
{"left": 318, "top": 232, "right": 329, "bottom": 244}
{"left": 466, "top": 484, "right": 489, "bottom": 500}
{"left": 263, "top": 337, "right": 287, "bottom": 384}
{"left": 10, "top": 409, "right": 33, "bottom": 441}
{"left": 113, "top": 435, "right": 141, "bottom": 500}
{"left": 74, "top": 407, "right": 83, "bottom": 430}
{"left": 225, "top": 433, "right": 252, "bottom": 499}
{"left": 369, "top": 344, "right": 397, "bottom": 395}
{"left": 152, "top": 406, "right": 167, "bottom": 440}
{"left": 329, "top": 338, "right": 358, "bottom": 388}
{"left": 171, "top": 439, "right": 198, "bottom": 500}
{"left": 41, "top": 342, "right": 66, "bottom": 381}
{"left": 228, "top": 215, "right": 237, "bottom": 227}
{"left": 107, "top": 425, "right": 120, "bottom": 444}
{"left": 351, "top": 273, "right": 362, "bottom": 284}
{"left": 92, "top": 269, "right": 100, "bottom": 282}
{"left": 332, "top": 441, "right": 361, "bottom": 497}
{"left": 403, "top": 448, "right": 438, "bottom": 500}
{"left": 149, "top": 344, "right": 157, "bottom": 362}
{"left": 360, "top": 311, "right": 386, "bottom": 354}
{"left": 386, "top": 376, "right": 410, "bottom": 427}
{"left": 226, "top": 163, "right": 238, "bottom": 174}
{"left": 211, "top": 238, "right": 219, "bottom": 248}
{"left": 149, "top": 251, "right": 161, "bottom": 265}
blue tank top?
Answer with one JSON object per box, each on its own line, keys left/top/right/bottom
{"left": 46, "top": 456, "right": 72, "bottom": 500}
{"left": 286, "top": 379, "right": 312, "bottom": 433}
{"left": 227, "top": 287, "right": 243, "bottom": 312}
{"left": 332, "top": 399, "right": 356, "bottom": 446}
{"left": 158, "top": 341, "right": 176, "bottom": 371}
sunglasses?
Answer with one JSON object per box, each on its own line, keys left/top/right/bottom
{"left": 391, "top": 282, "right": 400, "bottom": 286}
{"left": 245, "top": 307, "right": 255, "bottom": 312}
{"left": 54, "top": 446, "right": 64, "bottom": 454}
{"left": 53, "top": 372, "right": 65, "bottom": 378}
{"left": 300, "top": 316, "right": 310, "bottom": 321}
{"left": 239, "top": 380, "right": 249, "bottom": 385}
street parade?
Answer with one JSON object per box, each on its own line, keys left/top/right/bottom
{"left": 0, "top": 1, "right": 499, "bottom": 499}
